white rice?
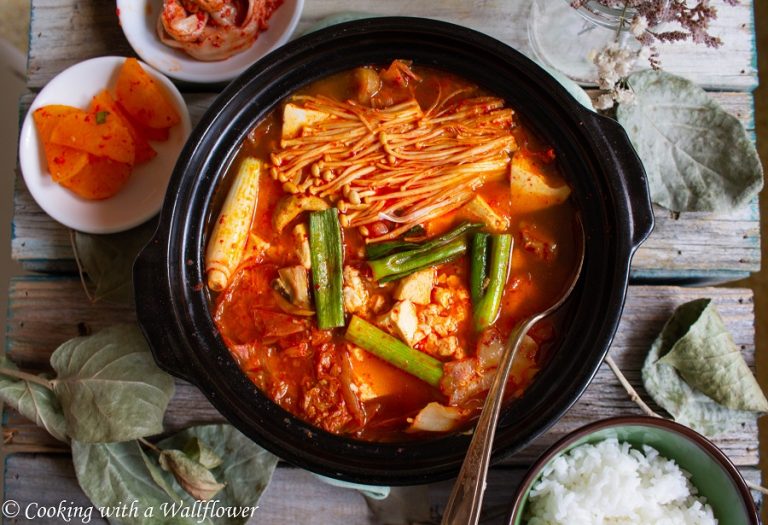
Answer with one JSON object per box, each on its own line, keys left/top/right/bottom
{"left": 525, "top": 438, "right": 717, "bottom": 525}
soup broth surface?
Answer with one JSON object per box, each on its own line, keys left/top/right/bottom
{"left": 210, "top": 61, "right": 578, "bottom": 441}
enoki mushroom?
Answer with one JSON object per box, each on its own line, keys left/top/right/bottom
{"left": 270, "top": 93, "right": 517, "bottom": 242}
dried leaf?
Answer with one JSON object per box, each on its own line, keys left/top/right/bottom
{"left": 74, "top": 427, "right": 276, "bottom": 525}
{"left": 183, "top": 437, "right": 223, "bottom": 469}
{"left": 0, "top": 358, "right": 68, "bottom": 443}
{"left": 363, "top": 486, "right": 432, "bottom": 525}
{"left": 642, "top": 299, "right": 762, "bottom": 437}
{"left": 158, "top": 425, "right": 279, "bottom": 525}
{"left": 658, "top": 299, "right": 768, "bottom": 412}
{"left": 159, "top": 449, "right": 226, "bottom": 501}
{"left": 617, "top": 70, "right": 763, "bottom": 212}
{"left": 50, "top": 324, "right": 175, "bottom": 443}
{"left": 139, "top": 446, "right": 184, "bottom": 504}
{"left": 73, "top": 219, "right": 156, "bottom": 304}
{"left": 72, "top": 440, "right": 195, "bottom": 525}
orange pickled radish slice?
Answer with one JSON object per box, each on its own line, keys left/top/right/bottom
{"left": 115, "top": 58, "right": 181, "bottom": 129}
{"left": 122, "top": 108, "right": 171, "bottom": 142}
{"left": 59, "top": 155, "right": 132, "bottom": 200}
{"left": 44, "top": 145, "right": 91, "bottom": 182}
{"left": 90, "top": 89, "right": 156, "bottom": 165}
{"left": 48, "top": 107, "right": 136, "bottom": 165}
{"left": 32, "top": 105, "right": 90, "bottom": 182}
{"left": 33, "top": 104, "right": 78, "bottom": 138}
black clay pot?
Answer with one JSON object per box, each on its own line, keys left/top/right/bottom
{"left": 134, "top": 17, "right": 654, "bottom": 486}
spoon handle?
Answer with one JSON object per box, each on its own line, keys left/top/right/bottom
{"left": 440, "top": 317, "right": 537, "bottom": 525}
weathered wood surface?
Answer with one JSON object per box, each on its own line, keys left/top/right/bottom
{"left": 12, "top": 90, "right": 761, "bottom": 280}
{"left": 2, "top": 453, "right": 761, "bottom": 525}
{"left": 27, "top": 0, "right": 757, "bottom": 91}
{"left": 8, "top": 0, "right": 762, "bottom": 521}
{"left": 3, "top": 278, "right": 762, "bottom": 521}
{"left": 5, "top": 278, "right": 759, "bottom": 468}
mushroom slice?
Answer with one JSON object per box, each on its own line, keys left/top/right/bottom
{"left": 273, "top": 195, "right": 329, "bottom": 233}
{"left": 272, "top": 265, "right": 314, "bottom": 316}
{"left": 278, "top": 266, "right": 311, "bottom": 308}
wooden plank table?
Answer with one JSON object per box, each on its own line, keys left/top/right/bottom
{"left": 4, "top": 1, "right": 762, "bottom": 523}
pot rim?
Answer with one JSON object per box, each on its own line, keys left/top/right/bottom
{"left": 134, "top": 16, "right": 653, "bottom": 485}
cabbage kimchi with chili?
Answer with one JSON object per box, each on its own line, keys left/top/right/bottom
{"left": 206, "top": 60, "right": 579, "bottom": 441}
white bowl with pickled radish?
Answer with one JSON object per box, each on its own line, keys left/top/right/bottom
{"left": 19, "top": 56, "right": 191, "bottom": 234}
{"left": 116, "top": 0, "right": 304, "bottom": 83}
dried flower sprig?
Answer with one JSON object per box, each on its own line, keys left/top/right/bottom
{"left": 572, "top": 0, "right": 739, "bottom": 51}
{"left": 574, "top": 0, "right": 740, "bottom": 109}
{"left": 590, "top": 44, "right": 641, "bottom": 109}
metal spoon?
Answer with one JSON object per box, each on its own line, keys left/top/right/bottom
{"left": 440, "top": 220, "right": 585, "bottom": 525}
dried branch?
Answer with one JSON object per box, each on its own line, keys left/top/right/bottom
{"left": 746, "top": 481, "right": 768, "bottom": 496}
{"left": 70, "top": 229, "right": 95, "bottom": 303}
{"left": 3, "top": 428, "right": 17, "bottom": 444}
{"left": 583, "top": 0, "right": 739, "bottom": 109}
{"left": 3, "top": 444, "right": 69, "bottom": 454}
{"left": 0, "top": 366, "right": 54, "bottom": 390}
{"left": 603, "top": 354, "right": 662, "bottom": 418}
{"left": 138, "top": 436, "right": 161, "bottom": 454}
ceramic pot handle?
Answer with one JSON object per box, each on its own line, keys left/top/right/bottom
{"left": 586, "top": 111, "right": 655, "bottom": 250}
{"left": 133, "top": 231, "right": 194, "bottom": 383}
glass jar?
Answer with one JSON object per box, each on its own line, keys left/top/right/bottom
{"left": 528, "top": 0, "right": 639, "bottom": 84}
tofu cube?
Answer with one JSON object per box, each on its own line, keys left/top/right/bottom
{"left": 388, "top": 299, "right": 419, "bottom": 346}
{"left": 292, "top": 223, "right": 312, "bottom": 269}
{"left": 348, "top": 344, "right": 404, "bottom": 402}
{"left": 282, "top": 103, "right": 331, "bottom": 139}
{"left": 460, "top": 195, "right": 509, "bottom": 232}
{"left": 510, "top": 155, "right": 571, "bottom": 213}
{"left": 343, "top": 265, "right": 370, "bottom": 316}
{"left": 394, "top": 268, "right": 435, "bottom": 305}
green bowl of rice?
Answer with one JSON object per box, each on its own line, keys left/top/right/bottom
{"left": 507, "top": 416, "right": 758, "bottom": 525}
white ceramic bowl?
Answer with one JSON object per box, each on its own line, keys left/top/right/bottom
{"left": 19, "top": 56, "right": 192, "bottom": 234}
{"left": 117, "top": 0, "right": 304, "bottom": 83}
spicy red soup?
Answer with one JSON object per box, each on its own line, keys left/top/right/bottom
{"left": 207, "top": 60, "right": 578, "bottom": 441}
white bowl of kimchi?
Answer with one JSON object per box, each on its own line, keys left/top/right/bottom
{"left": 117, "top": 0, "right": 304, "bottom": 83}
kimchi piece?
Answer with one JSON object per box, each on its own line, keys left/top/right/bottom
{"left": 157, "top": 0, "right": 284, "bottom": 61}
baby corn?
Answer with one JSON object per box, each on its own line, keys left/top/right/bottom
{"left": 205, "top": 157, "right": 262, "bottom": 291}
